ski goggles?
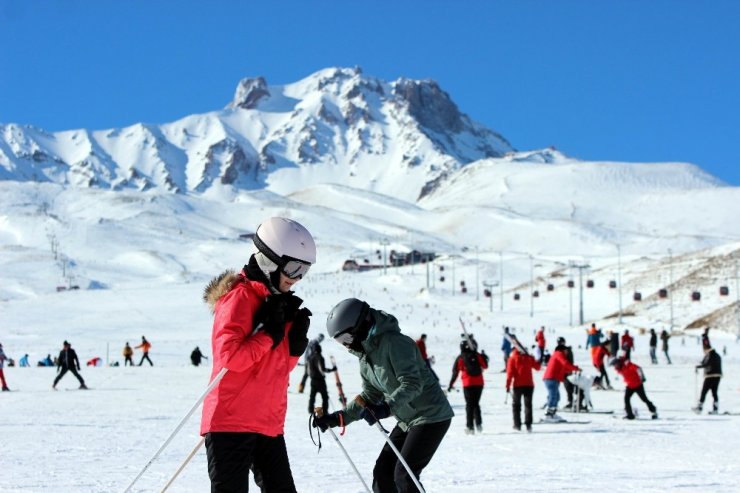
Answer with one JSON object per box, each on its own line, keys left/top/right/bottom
{"left": 334, "top": 330, "right": 356, "bottom": 348}
{"left": 281, "top": 258, "right": 311, "bottom": 280}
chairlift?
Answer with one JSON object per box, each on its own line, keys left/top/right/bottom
{"left": 567, "top": 280, "right": 575, "bottom": 288}
{"left": 533, "top": 290, "right": 540, "bottom": 298}
{"left": 547, "top": 283, "right": 554, "bottom": 291}
{"left": 720, "top": 286, "right": 729, "bottom": 296}
{"left": 633, "top": 292, "right": 642, "bottom": 301}
{"left": 586, "top": 280, "right": 595, "bottom": 288}
{"left": 609, "top": 280, "right": 617, "bottom": 289}
{"left": 514, "top": 293, "right": 520, "bottom": 301}
{"left": 691, "top": 291, "right": 701, "bottom": 301}
{"left": 484, "top": 289, "right": 492, "bottom": 298}
{"left": 658, "top": 288, "right": 668, "bottom": 299}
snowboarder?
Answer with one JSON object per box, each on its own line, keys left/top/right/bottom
{"left": 621, "top": 330, "right": 634, "bottom": 360}
{"left": 52, "top": 341, "right": 87, "bottom": 390}
{"left": 506, "top": 340, "right": 541, "bottom": 431}
{"left": 416, "top": 333, "right": 439, "bottom": 381}
{"left": 315, "top": 298, "right": 453, "bottom": 493}
{"left": 448, "top": 339, "right": 489, "bottom": 434}
{"left": 190, "top": 346, "right": 208, "bottom": 367}
{"left": 535, "top": 326, "right": 546, "bottom": 363}
{"left": 611, "top": 356, "right": 657, "bottom": 419}
{"left": 592, "top": 341, "right": 613, "bottom": 389}
{"left": 200, "top": 217, "right": 314, "bottom": 492}
{"left": 693, "top": 344, "right": 722, "bottom": 414}
{"left": 542, "top": 337, "right": 580, "bottom": 420}
{"left": 0, "top": 343, "right": 10, "bottom": 391}
{"left": 649, "top": 328, "right": 658, "bottom": 364}
{"left": 38, "top": 354, "right": 54, "bottom": 367}
{"left": 122, "top": 342, "right": 134, "bottom": 366}
{"left": 135, "top": 336, "right": 153, "bottom": 366}
{"left": 306, "top": 342, "right": 336, "bottom": 415}
{"left": 298, "top": 333, "right": 324, "bottom": 393}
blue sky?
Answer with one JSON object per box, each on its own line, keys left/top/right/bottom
{"left": 1, "top": 0, "right": 739, "bottom": 185}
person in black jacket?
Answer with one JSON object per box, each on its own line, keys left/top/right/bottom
{"left": 52, "top": 341, "right": 87, "bottom": 390}
{"left": 306, "top": 342, "right": 336, "bottom": 415}
{"left": 190, "top": 346, "right": 208, "bottom": 366}
{"left": 649, "top": 328, "right": 658, "bottom": 364}
{"left": 693, "top": 345, "right": 722, "bottom": 414}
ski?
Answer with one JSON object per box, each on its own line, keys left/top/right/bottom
{"left": 503, "top": 331, "right": 529, "bottom": 355}
{"left": 562, "top": 409, "right": 614, "bottom": 415}
{"left": 538, "top": 418, "right": 591, "bottom": 425}
{"left": 330, "top": 356, "right": 347, "bottom": 409}
{"left": 458, "top": 317, "right": 478, "bottom": 351}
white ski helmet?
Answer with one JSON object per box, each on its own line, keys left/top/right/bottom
{"left": 253, "top": 217, "right": 316, "bottom": 278}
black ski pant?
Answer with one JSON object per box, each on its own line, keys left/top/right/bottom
{"left": 372, "top": 419, "right": 451, "bottom": 493}
{"left": 649, "top": 346, "right": 658, "bottom": 364}
{"left": 596, "top": 363, "right": 611, "bottom": 387}
{"left": 563, "top": 379, "right": 585, "bottom": 408}
{"left": 205, "top": 432, "right": 296, "bottom": 493}
{"left": 699, "top": 376, "right": 721, "bottom": 407}
{"left": 308, "top": 377, "right": 329, "bottom": 415}
{"left": 463, "top": 385, "right": 483, "bottom": 429}
{"left": 53, "top": 366, "right": 85, "bottom": 387}
{"left": 624, "top": 385, "right": 656, "bottom": 418}
{"left": 511, "top": 386, "right": 534, "bottom": 428}
{"left": 663, "top": 349, "right": 672, "bottom": 364}
{"left": 124, "top": 356, "right": 133, "bottom": 366}
{"left": 138, "top": 353, "right": 153, "bottom": 366}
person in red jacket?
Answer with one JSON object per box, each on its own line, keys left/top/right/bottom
{"left": 542, "top": 337, "right": 580, "bottom": 420}
{"left": 416, "top": 333, "right": 439, "bottom": 381}
{"left": 612, "top": 356, "right": 658, "bottom": 419}
{"left": 621, "top": 330, "right": 635, "bottom": 360}
{"left": 448, "top": 339, "right": 489, "bottom": 434}
{"left": 506, "top": 340, "right": 541, "bottom": 431}
{"left": 592, "top": 341, "right": 613, "bottom": 390}
{"left": 200, "top": 217, "right": 315, "bottom": 492}
{"left": 535, "top": 326, "right": 546, "bottom": 363}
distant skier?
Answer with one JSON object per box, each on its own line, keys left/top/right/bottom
{"left": 306, "top": 342, "right": 336, "bottom": 415}
{"left": 535, "top": 326, "right": 546, "bottom": 363}
{"left": 190, "top": 346, "right": 208, "bottom": 366}
{"left": 0, "top": 343, "right": 10, "bottom": 391}
{"left": 52, "top": 341, "right": 87, "bottom": 390}
{"left": 592, "top": 341, "right": 613, "bottom": 390}
{"left": 693, "top": 344, "right": 722, "bottom": 414}
{"left": 122, "top": 342, "right": 134, "bottom": 366}
{"left": 660, "top": 330, "right": 672, "bottom": 364}
{"left": 416, "top": 333, "right": 439, "bottom": 381}
{"left": 585, "top": 323, "right": 602, "bottom": 357}
{"left": 86, "top": 357, "right": 102, "bottom": 367}
{"left": 19, "top": 354, "right": 30, "bottom": 367}
{"left": 38, "top": 354, "right": 54, "bottom": 367}
{"left": 298, "top": 334, "right": 324, "bottom": 393}
{"left": 649, "top": 328, "right": 658, "bottom": 364}
{"left": 611, "top": 356, "right": 657, "bottom": 419}
{"left": 506, "top": 339, "right": 541, "bottom": 431}
{"left": 136, "top": 336, "right": 153, "bottom": 366}
{"left": 621, "top": 330, "right": 634, "bottom": 360}
{"left": 542, "top": 337, "right": 580, "bottom": 420}
{"left": 449, "top": 339, "right": 489, "bottom": 434}
{"left": 501, "top": 327, "right": 513, "bottom": 370}
{"left": 315, "top": 298, "right": 453, "bottom": 493}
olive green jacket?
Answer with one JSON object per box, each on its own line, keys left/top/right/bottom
{"left": 344, "top": 308, "right": 453, "bottom": 431}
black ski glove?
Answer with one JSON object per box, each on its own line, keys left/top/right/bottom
{"left": 359, "top": 401, "right": 391, "bottom": 425}
{"left": 312, "top": 410, "right": 344, "bottom": 432}
{"left": 288, "top": 307, "right": 312, "bottom": 356}
{"left": 256, "top": 294, "right": 291, "bottom": 348}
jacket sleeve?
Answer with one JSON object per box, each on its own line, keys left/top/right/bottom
{"left": 531, "top": 355, "right": 542, "bottom": 371}
{"left": 478, "top": 353, "right": 488, "bottom": 370}
{"left": 212, "top": 287, "right": 273, "bottom": 373}
{"left": 449, "top": 356, "right": 460, "bottom": 387}
{"left": 384, "top": 336, "right": 425, "bottom": 409}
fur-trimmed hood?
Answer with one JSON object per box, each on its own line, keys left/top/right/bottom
{"left": 203, "top": 269, "right": 242, "bottom": 313}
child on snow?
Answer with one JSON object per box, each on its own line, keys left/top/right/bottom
{"left": 611, "top": 356, "right": 657, "bottom": 419}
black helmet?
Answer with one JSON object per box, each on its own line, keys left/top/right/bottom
{"left": 557, "top": 336, "right": 566, "bottom": 345}
{"left": 326, "top": 298, "right": 370, "bottom": 339}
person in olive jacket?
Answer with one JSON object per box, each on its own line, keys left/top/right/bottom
{"left": 693, "top": 344, "right": 722, "bottom": 414}
{"left": 52, "top": 340, "right": 87, "bottom": 390}
{"left": 315, "top": 298, "right": 454, "bottom": 493}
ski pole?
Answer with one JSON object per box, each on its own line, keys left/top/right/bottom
{"left": 504, "top": 389, "right": 509, "bottom": 405}
{"left": 315, "top": 408, "right": 371, "bottom": 493}
{"left": 159, "top": 437, "right": 205, "bottom": 493}
{"left": 355, "top": 396, "right": 426, "bottom": 493}
{"left": 122, "top": 367, "right": 228, "bottom": 493}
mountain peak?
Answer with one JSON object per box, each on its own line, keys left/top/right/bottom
{"left": 227, "top": 76, "right": 271, "bottom": 110}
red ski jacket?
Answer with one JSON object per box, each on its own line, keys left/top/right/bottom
{"left": 416, "top": 339, "right": 428, "bottom": 360}
{"left": 543, "top": 350, "right": 580, "bottom": 382}
{"left": 592, "top": 345, "right": 610, "bottom": 368}
{"left": 200, "top": 272, "right": 300, "bottom": 437}
{"left": 621, "top": 334, "right": 634, "bottom": 350}
{"left": 616, "top": 360, "right": 643, "bottom": 389}
{"left": 450, "top": 352, "right": 488, "bottom": 387}
{"left": 506, "top": 349, "right": 541, "bottom": 390}
{"left": 535, "top": 330, "right": 546, "bottom": 349}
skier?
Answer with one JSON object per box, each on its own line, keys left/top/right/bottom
{"left": 535, "top": 326, "right": 546, "bottom": 363}
{"left": 448, "top": 339, "right": 489, "bottom": 434}
{"left": 611, "top": 356, "right": 657, "bottom": 419}
{"left": 542, "top": 337, "right": 580, "bottom": 420}
{"left": 190, "top": 346, "right": 208, "bottom": 367}
{"left": 200, "top": 216, "right": 314, "bottom": 492}
{"left": 52, "top": 341, "right": 87, "bottom": 390}
{"left": 135, "top": 336, "right": 153, "bottom": 366}
{"left": 19, "top": 354, "right": 30, "bottom": 367}
{"left": 692, "top": 344, "right": 722, "bottom": 414}
{"left": 660, "top": 329, "right": 672, "bottom": 364}
{"left": 298, "top": 333, "right": 324, "bottom": 393}
{"left": 0, "top": 343, "right": 10, "bottom": 391}
{"left": 608, "top": 329, "right": 620, "bottom": 357}
{"left": 701, "top": 327, "right": 711, "bottom": 350}
{"left": 306, "top": 342, "right": 336, "bottom": 415}
{"left": 506, "top": 339, "right": 541, "bottom": 431}
{"left": 315, "top": 298, "right": 453, "bottom": 493}
{"left": 592, "top": 340, "right": 613, "bottom": 389}
{"left": 585, "top": 323, "right": 602, "bottom": 356}
{"left": 122, "top": 342, "right": 134, "bottom": 366}
{"left": 621, "top": 330, "right": 634, "bottom": 360}
{"left": 561, "top": 338, "right": 587, "bottom": 411}
{"left": 501, "top": 327, "right": 513, "bottom": 370}
{"left": 649, "top": 328, "right": 658, "bottom": 364}
{"left": 38, "top": 354, "right": 54, "bottom": 367}
{"left": 416, "top": 333, "right": 439, "bottom": 381}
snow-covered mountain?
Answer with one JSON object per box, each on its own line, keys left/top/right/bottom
{"left": 0, "top": 67, "right": 512, "bottom": 202}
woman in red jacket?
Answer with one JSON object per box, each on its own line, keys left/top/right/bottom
{"left": 612, "top": 356, "right": 658, "bottom": 419}
{"left": 592, "top": 341, "right": 613, "bottom": 389}
{"left": 448, "top": 339, "right": 489, "bottom": 434}
{"left": 542, "top": 337, "right": 580, "bottom": 420}
{"left": 506, "top": 342, "right": 541, "bottom": 431}
{"left": 201, "top": 217, "right": 315, "bottom": 492}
